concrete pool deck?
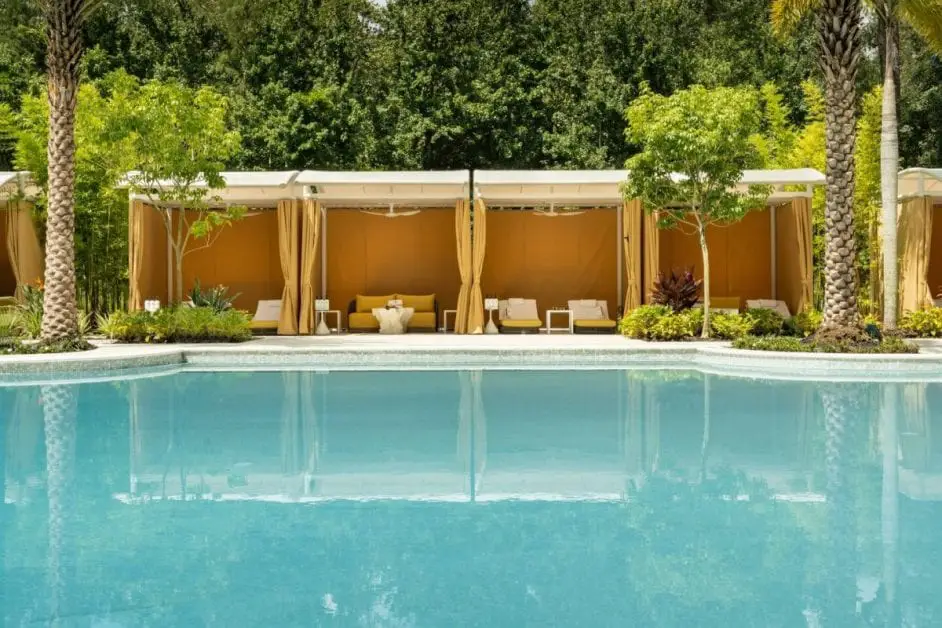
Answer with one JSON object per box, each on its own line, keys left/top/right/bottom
{"left": 3, "top": 334, "right": 942, "bottom": 383}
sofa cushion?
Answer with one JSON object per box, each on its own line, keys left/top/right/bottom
{"left": 408, "top": 311, "right": 437, "bottom": 330}
{"left": 398, "top": 293, "right": 435, "bottom": 312}
{"left": 356, "top": 294, "right": 395, "bottom": 313}
{"left": 349, "top": 312, "right": 380, "bottom": 330}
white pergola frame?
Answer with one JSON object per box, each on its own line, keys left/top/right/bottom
{"left": 899, "top": 168, "right": 942, "bottom": 201}
{"left": 473, "top": 168, "right": 825, "bottom": 308}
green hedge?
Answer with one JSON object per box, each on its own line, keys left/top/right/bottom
{"left": 99, "top": 307, "right": 252, "bottom": 343}
{"left": 732, "top": 335, "right": 917, "bottom": 354}
{"left": 620, "top": 305, "right": 821, "bottom": 341}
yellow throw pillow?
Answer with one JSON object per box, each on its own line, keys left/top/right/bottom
{"left": 356, "top": 294, "right": 395, "bottom": 312}
{"left": 398, "top": 294, "right": 436, "bottom": 312}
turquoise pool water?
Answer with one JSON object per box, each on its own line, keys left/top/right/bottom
{"left": 1, "top": 369, "right": 940, "bottom": 626}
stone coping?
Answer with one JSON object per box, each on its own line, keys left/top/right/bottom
{"left": 0, "top": 336, "right": 941, "bottom": 385}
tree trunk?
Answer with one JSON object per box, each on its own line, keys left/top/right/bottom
{"left": 175, "top": 249, "right": 184, "bottom": 304}
{"left": 818, "top": 0, "right": 863, "bottom": 328}
{"left": 699, "top": 226, "right": 711, "bottom": 338}
{"left": 41, "top": 2, "right": 87, "bottom": 342}
{"left": 881, "top": 8, "right": 900, "bottom": 328}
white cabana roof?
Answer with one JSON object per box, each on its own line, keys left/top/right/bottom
{"left": 298, "top": 170, "right": 470, "bottom": 208}
{"left": 474, "top": 168, "right": 825, "bottom": 207}
{"left": 899, "top": 168, "right": 942, "bottom": 200}
{"left": 0, "top": 171, "right": 40, "bottom": 201}
{"left": 123, "top": 170, "right": 303, "bottom": 207}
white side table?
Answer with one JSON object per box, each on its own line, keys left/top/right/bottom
{"left": 441, "top": 309, "right": 458, "bottom": 333}
{"left": 545, "top": 309, "right": 573, "bottom": 334}
{"left": 317, "top": 310, "right": 342, "bottom": 334}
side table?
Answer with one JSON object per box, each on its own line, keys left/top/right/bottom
{"left": 545, "top": 309, "right": 573, "bottom": 334}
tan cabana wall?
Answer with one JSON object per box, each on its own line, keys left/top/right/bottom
{"left": 775, "top": 198, "right": 813, "bottom": 313}
{"left": 656, "top": 210, "right": 773, "bottom": 309}
{"left": 178, "top": 209, "right": 283, "bottom": 313}
{"left": 2, "top": 201, "right": 43, "bottom": 298}
{"left": 481, "top": 209, "right": 619, "bottom": 315}
{"left": 899, "top": 196, "right": 935, "bottom": 313}
{"left": 324, "top": 208, "right": 460, "bottom": 329}
{"left": 128, "top": 203, "right": 169, "bottom": 309}
{"left": 925, "top": 201, "right": 942, "bottom": 305}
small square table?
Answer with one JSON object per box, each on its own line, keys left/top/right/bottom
{"left": 545, "top": 309, "right": 573, "bottom": 334}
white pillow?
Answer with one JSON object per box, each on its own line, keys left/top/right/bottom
{"left": 253, "top": 300, "right": 282, "bottom": 322}
{"left": 507, "top": 300, "right": 539, "bottom": 320}
{"left": 571, "top": 303, "right": 604, "bottom": 320}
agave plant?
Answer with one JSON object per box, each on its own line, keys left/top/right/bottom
{"left": 188, "top": 280, "right": 240, "bottom": 314}
{"left": 652, "top": 268, "right": 702, "bottom": 312}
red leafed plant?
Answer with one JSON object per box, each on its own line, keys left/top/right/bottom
{"left": 652, "top": 268, "right": 702, "bottom": 312}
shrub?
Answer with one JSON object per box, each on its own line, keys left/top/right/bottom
{"left": 620, "top": 305, "right": 701, "bottom": 341}
{"left": 899, "top": 308, "right": 942, "bottom": 338}
{"left": 744, "top": 308, "right": 785, "bottom": 336}
{"left": 733, "top": 331, "right": 917, "bottom": 354}
{"left": 784, "top": 309, "right": 822, "bottom": 337}
{"left": 105, "top": 306, "right": 252, "bottom": 343}
{"left": 189, "top": 280, "right": 239, "bottom": 313}
{"left": 711, "top": 312, "right": 754, "bottom": 340}
{"left": 651, "top": 268, "right": 701, "bottom": 312}
{"left": 0, "top": 309, "right": 20, "bottom": 339}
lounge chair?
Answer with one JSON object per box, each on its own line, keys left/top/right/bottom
{"left": 568, "top": 299, "right": 617, "bottom": 334}
{"left": 347, "top": 294, "right": 438, "bottom": 333}
{"left": 251, "top": 299, "right": 282, "bottom": 333}
{"left": 745, "top": 299, "right": 791, "bottom": 318}
{"left": 498, "top": 298, "right": 543, "bottom": 333}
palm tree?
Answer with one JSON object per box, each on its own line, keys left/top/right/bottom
{"left": 773, "top": 0, "right": 864, "bottom": 328}
{"left": 38, "top": 0, "right": 103, "bottom": 342}
{"left": 877, "top": 3, "right": 942, "bottom": 327}
{"left": 773, "top": 1, "right": 942, "bottom": 328}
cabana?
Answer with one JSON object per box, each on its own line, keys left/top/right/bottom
{"left": 898, "top": 168, "right": 942, "bottom": 312}
{"left": 0, "top": 172, "right": 43, "bottom": 304}
{"left": 648, "top": 168, "right": 822, "bottom": 316}
{"left": 126, "top": 171, "right": 307, "bottom": 334}
{"left": 473, "top": 170, "right": 643, "bottom": 333}
{"left": 296, "top": 170, "right": 470, "bottom": 333}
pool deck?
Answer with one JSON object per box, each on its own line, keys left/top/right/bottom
{"left": 2, "top": 334, "right": 942, "bottom": 383}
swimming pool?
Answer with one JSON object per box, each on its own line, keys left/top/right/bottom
{"left": 1, "top": 369, "right": 939, "bottom": 626}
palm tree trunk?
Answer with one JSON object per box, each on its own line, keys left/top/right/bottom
{"left": 42, "top": 384, "right": 77, "bottom": 624}
{"left": 818, "top": 0, "right": 863, "bottom": 328}
{"left": 40, "top": 1, "right": 88, "bottom": 342}
{"left": 881, "top": 7, "right": 900, "bottom": 328}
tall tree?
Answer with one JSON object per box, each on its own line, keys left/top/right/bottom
{"left": 772, "top": 0, "right": 864, "bottom": 328}
{"left": 38, "top": 0, "right": 103, "bottom": 342}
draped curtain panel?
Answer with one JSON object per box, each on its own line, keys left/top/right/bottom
{"left": 898, "top": 197, "right": 934, "bottom": 313}
{"left": 642, "top": 212, "right": 660, "bottom": 304}
{"left": 277, "top": 200, "right": 300, "bottom": 335}
{"left": 454, "top": 200, "right": 472, "bottom": 334}
{"left": 468, "top": 198, "right": 487, "bottom": 333}
{"left": 128, "top": 200, "right": 145, "bottom": 311}
{"left": 6, "top": 201, "right": 44, "bottom": 299}
{"left": 299, "top": 199, "right": 322, "bottom": 334}
{"left": 623, "top": 199, "right": 643, "bottom": 312}
{"left": 793, "top": 197, "right": 813, "bottom": 312}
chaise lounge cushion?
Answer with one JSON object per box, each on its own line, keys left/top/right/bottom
{"left": 499, "top": 298, "right": 542, "bottom": 329}
{"left": 568, "top": 299, "right": 616, "bottom": 331}
{"left": 501, "top": 319, "right": 543, "bottom": 329}
{"left": 349, "top": 312, "right": 380, "bottom": 330}
{"left": 356, "top": 294, "right": 395, "bottom": 313}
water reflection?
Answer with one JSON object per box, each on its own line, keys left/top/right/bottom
{"left": 1, "top": 371, "right": 941, "bottom": 626}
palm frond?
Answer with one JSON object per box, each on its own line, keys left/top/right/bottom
{"left": 901, "top": 0, "right": 942, "bottom": 53}
{"left": 771, "top": 0, "right": 820, "bottom": 36}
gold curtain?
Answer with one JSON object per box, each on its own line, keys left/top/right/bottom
{"left": 454, "top": 200, "right": 472, "bottom": 333}
{"left": 468, "top": 198, "right": 487, "bottom": 333}
{"left": 793, "top": 197, "right": 813, "bottom": 312}
{"left": 299, "top": 199, "right": 322, "bottom": 334}
{"left": 128, "top": 200, "right": 145, "bottom": 311}
{"left": 899, "top": 196, "right": 934, "bottom": 313}
{"left": 6, "top": 201, "right": 43, "bottom": 300}
{"left": 277, "top": 199, "right": 300, "bottom": 335}
{"left": 623, "top": 199, "right": 643, "bottom": 311}
{"left": 642, "top": 211, "right": 660, "bottom": 304}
